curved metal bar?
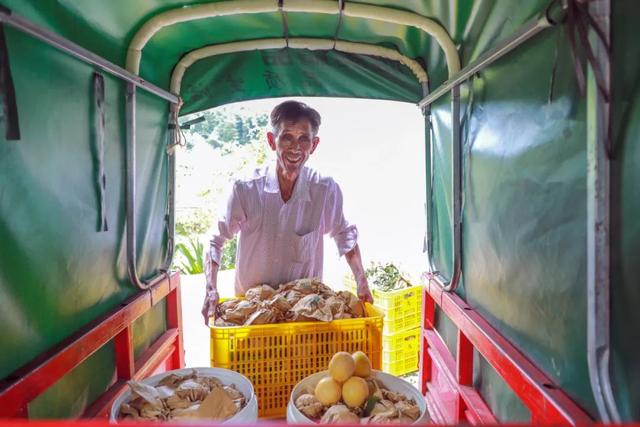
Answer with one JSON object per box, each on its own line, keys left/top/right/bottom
{"left": 126, "top": 83, "right": 176, "bottom": 290}
{"left": 422, "top": 84, "right": 439, "bottom": 279}
{"left": 125, "top": 83, "right": 151, "bottom": 290}
{"left": 169, "top": 37, "right": 428, "bottom": 95}
{"left": 445, "top": 85, "right": 463, "bottom": 292}
{"left": 419, "top": 9, "right": 555, "bottom": 108}
{"left": 423, "top": 84, "right": 462, "bottom": 292}
{"left": 125, "top": 0, "right": 459, "bottom": 77}
{"left": 160, "top": 111, "right": 177, "bottom": 273}
{"left": 586, "top": 0, "right": 620, "bottom": 421}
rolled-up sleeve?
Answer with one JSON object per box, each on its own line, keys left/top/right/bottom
{"left": 209, "top": 182, "right": 245, "bottom": 264}
{"left": 325, "top": 181, "right": 358, "bottom": 256}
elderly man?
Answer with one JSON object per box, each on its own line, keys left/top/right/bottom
{"left": 201, "top": 100, "right": 373, "bottom": 323}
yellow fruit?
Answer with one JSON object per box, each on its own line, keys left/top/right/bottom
{"left": 328, "top": 352, "right": 355, "bottom": 383}
{"left": 352, "top": 351, "right": 371, "bottom": 377}
{"left": 342, "top": 376, "right": 370, "bottom": 408}
{"left": 314, "top": 376, "right": 342, "bottom": 406}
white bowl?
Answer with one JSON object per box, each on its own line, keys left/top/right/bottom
{"left": 287, "top": 370, "right": 429, "bottom": 424}
{"left": 110, "top": 367, "right": 257, "bottom": 424}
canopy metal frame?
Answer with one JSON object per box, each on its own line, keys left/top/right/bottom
{"left": 0, "top": 6, "right": 179, "bottom": 291}
{"left": 123, "top": 0, "right": 460, "bottom": 293}
{"left": 585, "top": 0, "right": 620, "bottom": 422}
{"left": 125, "top": 0, "right": 461, "bottom": 77}
{"left": 124, "top": 0, "right": 459, "bottom": 291}
{"left": 169, "top": 37, "right": 429, "bottom": 105}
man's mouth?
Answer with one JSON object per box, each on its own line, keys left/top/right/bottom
{"left": 285, "top": 153, "right": 302, "bottom": 165}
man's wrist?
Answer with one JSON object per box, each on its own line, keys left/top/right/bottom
{"left": 206, "top": 278, "right": 219, "bottom": 292}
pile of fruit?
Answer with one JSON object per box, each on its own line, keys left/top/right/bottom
{"left": 294, "top": 352, "right": 421, "bottom": 424}
{"left": 215, "top": 278, "right": 365, "bottom": 326}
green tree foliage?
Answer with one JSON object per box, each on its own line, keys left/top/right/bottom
{"left": 182, "top": 108, "right": 269, "bottom": 153}
{"left": 220, "top": 236, "right": 238, "bottom": 271}
{"left": 173, "top": 105, "right": 270, "bottom": 274}
{"left": 175, "top": 208, "right": 212, "bottom": 237}
{"left": 365, "top": 262, "right": 412, "bottom": 292}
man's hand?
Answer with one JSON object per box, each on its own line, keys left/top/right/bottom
{"left": 201, "top": 288, "right": 219, "bottom": 325}
{"left": 344, "top": 244, "right": 373, "bottom": 304}
{"left": 357, "top": 279, "right": 374, "bottom": 304}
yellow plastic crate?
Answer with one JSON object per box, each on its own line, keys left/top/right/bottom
{"left": 382, "top": 327, "right": 420, "bottom": 376}
{"left": 345, "top": 277, "right": 422, "bottom": 334}
{"left": 210, "top": 304, "right": 383, "bottom": 419}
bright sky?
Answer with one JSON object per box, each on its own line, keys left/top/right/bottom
{"left": 179, "top": 96, "right": 427, "bottom": 286}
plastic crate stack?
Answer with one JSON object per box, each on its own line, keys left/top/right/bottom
{"left": 346, "top": 278, "right": 422, "bottom": 376}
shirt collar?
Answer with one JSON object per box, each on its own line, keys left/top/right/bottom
{"left": 265, "top": 165, "right": 311, "bottom": 202}
{"left": 265, "top": 165, "right": 279, "bottom": 194}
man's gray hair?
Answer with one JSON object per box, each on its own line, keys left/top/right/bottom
{"left": 270, "top": 100, "right": 321, "bottom": 135}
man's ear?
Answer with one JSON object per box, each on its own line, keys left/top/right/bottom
{"left": 267, "top": 131, "right": 277, "bottom": 151}
{"left": 310, "top": 136, "right": 320, "bottom": 154}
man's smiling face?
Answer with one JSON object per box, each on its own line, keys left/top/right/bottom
{"left": 268, "top": 118, "right": 320, "bottom": 180}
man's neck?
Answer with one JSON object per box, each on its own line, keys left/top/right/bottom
{"left": 276, "top": 165, "right": 300, "bottom": 203}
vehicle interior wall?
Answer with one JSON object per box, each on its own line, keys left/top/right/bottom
{"left": 430, "top": 21, "right": 597, "bottom": 417}
{"left": 430, "top": 2, "right": 640, "bottom": 420}
{"left": 0, "top": 25, "right": 170, "bottom": 418}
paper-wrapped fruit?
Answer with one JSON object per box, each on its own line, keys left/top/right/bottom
{"left": 214, "top": 278, "right": 366, "bottom": 326}
{"left": 117, "top": 369, "right": 248, "bottom": 421}
{"left": 291, "top": 352, "right": 425, "bottom": 424}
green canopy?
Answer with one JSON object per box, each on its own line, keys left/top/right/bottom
{"left": 0, "top": 0, "right": 548, "bottom": 112}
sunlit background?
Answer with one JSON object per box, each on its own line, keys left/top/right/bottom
{"left": 176, "top": 97, "right": 426, "bottom": 366}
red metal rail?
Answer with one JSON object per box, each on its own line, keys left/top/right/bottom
{"left": 419, "top": 275, "right": 593, "bottom": 424}
{"left": 0, "top": 272, "right": 184, "bottom": 418}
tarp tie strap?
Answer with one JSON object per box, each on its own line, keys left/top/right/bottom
{"left": 547, "top": 29, "right": 561, "bottom": 104}
{"left": 93, "top": 72, "right": 108, "bottom": 232}
{"left": 278, "top": 0, "right": 289, "bottom": 48}
{"left": 564, "top": 0, "right": 610, "bottom": 154}
{"left": 167, "top": 99, "right": 185, "bottom": 154}
{"left": 0, "top": 20, "right": 20, "bottom": 140}
{"left": 565, "top": 0, "right": 609, "bottom": 102}
{"left": 333, "top": 0, "right": 346, "bottom": 50}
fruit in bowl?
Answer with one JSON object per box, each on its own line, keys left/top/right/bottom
{"left": 292, "top": 351, "right": 423, "bottom": 424}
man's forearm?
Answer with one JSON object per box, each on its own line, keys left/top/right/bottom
{"left": 202, "top": 253, "right": 221, "bottom": 323}
{"left": 345, "top": 244, "right": 366, "bottom": 284}
{"left": 204, "top": 251, "right": 220, "bottom": 291}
